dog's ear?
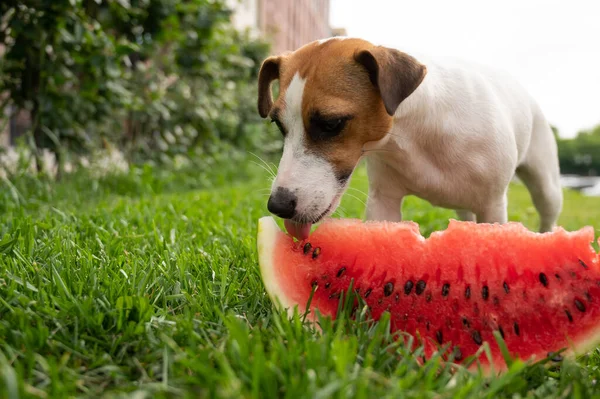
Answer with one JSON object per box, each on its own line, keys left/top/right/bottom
{"left": 257, "top": 56, "right": 282, "bottom": 118}
{"left": 354, "top": 47, "right": 427, "bottom": 116}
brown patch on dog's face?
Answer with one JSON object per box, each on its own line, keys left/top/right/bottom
{"left": 261, "top": 38, "right": 426, "bottom": 179}
{"left": 257, "top": 38, "right": 427, "bottom": 222}
{"left": 297, "top": 40, "right": 397, "bottom": 180}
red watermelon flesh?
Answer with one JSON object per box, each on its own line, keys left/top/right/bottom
{"left": 256, "top": 216, "right": 600, "bottom": 372}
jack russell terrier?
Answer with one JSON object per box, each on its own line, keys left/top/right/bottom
{"left": 257, "top": 37, "right": 563, "bottom": 240}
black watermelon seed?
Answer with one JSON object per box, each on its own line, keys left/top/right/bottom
{"left": 336, "top": 267, "right": 346, "bottom": 278}
{"left": 539, "top": 273, "right": 549, "bottom": 287}
{"left": 493, "top": 296, "right": 500, "bottom": 306}
{"left": 579, "top": 259, "right": 589, "bottom": 270}
{"left": 575, "top": 299, "right": 586, "bottom": 312}
{"left": 384, "top": 282, "right": 394, "bottom": 297}
{"left": 513, "top": 322, "right": 520, "bottom": 336}
{"left": 462, "top": 317, "right": 470, "bottom": 328}
{"left": 482, "top": 286, "right": 489, "bottom": 300}
{"left": 312, "top": 247, "right": 321, "bottom": 259}
{"left": 311, "top": 279, "right": 318, "bottom": 288}
{"left": 426, "top": 321, "right": 430, "bottom": 331}
{"left": 503, "top": 282, "right": 510, "bottom": 294}
{"left": 395, "top": 293, "right": 400, "bottom": 302}
{"left": 472, "top": 330, "right": 482, "bottom": 345}
{"left": 453, "top": 347, "right": 463, "bottom": 361}
{"left": 586, "top": 292, "right": 592, "bottom": 302}
{"left": 325, "top": 282, "right": 331, "bottom": 289}
{"left": 329, "top": 292, "right": 340, "bottom": 300}
{"left": 548, "top": 352, "right": 563, "bottom": 362}
{"left": 364, "top": 288, "right": 372, "bottom": 298}
{"left": 465, "top": 286, "right": 471, "bottom": 299}
{"left": 303, "top": 243, "right": 312, "bottom": 254}
{"left": 416, "top": 280, "right": 427, "bottom": 295}
{"left": 555, "top": 273, "right": 561, "bottom": 280}
{"left": 436, "top": 330, "right": 443, "bottom": 344}
{"left": 498, "top": 326, "right": 505, "bottom": 340}
{"left": 426, "top": 293, "right": 432, "bottom": 303}
{"left": 441, "top": 283, "right": 450, "bottom": 297}
{"left": 404, "top": 280, "right": 414, "bottom": 295}
{"left": 565, "top": 309, "right": 574, "bottom": 322}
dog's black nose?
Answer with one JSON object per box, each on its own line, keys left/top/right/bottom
{"left": 267, "top": 187, "right": 297, "bottom": 219}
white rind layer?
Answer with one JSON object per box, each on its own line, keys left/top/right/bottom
{"left": 257, "top": 216, "right": 296, "bottom": 315}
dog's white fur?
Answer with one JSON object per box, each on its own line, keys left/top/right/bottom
{"left": 274, "top": 74, "right": 344, "bottom": 221}
{"left": 363, "top": 54, "right": 562, "bottom": 232}
{"left": 272, "top": 42, "right": 563, "bottom": 232}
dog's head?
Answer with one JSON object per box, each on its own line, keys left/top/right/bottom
{"left": 257, "top": 38, "right": 427, "bottom": 239}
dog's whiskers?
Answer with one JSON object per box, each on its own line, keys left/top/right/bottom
{"left": 342, "top": 191, "right": 368, "bottom": 208}
{"left": 332, "top": 205, "right": 348, "bottom": 218}
{"left": 249, "top": 160, "right": 276, "bottom": 179}
{"left": 248, "top": 152, "right": 278, "bottom": 178}
{"left": 346, "top": 186, "right": 370, "bottom": 198}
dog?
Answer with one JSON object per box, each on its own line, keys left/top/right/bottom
{"left": 257, "top": 37, "right": 563, "bottom": 240}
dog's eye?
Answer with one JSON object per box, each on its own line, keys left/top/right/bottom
{"left": 310, "top": 116, "right": 349, "bottom": 140}
{"left": 271, "top": 118, "right": 286, "bottom": 136}
{"left": 321, "top": 119, "right": 343, "bottom": 133}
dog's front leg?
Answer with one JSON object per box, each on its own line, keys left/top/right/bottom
{"left": 365, "top": 189, "right": 404, "bottom": 222}
{"left": 364, "top": 158, "right": 405, "bottom": 222}
{"left": 475, "top": 194, "right": 508, "bottom": 225}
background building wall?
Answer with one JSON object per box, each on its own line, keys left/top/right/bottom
{"left": 229, "top": 0, "right": 333, "bottom": 54}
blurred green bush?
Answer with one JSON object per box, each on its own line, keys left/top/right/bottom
{"left": 0, "top": 0, "right": 280, "bottom": 175}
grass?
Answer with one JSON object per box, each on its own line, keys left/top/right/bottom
{"left": 1, "top": 155, "right": 600, "bottom": 398}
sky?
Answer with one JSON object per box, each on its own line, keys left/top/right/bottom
{"left": 329, "top": 0, "right": 600, "bottom": 138}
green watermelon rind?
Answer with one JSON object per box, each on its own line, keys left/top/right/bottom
{"left": 257, "top": 216, "right": 298, "bottom": 316}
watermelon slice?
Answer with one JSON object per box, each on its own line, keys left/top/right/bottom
{"left": 256, "top": 216, "right": 600, "bottom": 373}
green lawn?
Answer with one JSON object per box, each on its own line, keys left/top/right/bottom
{"left": 2, "top": 157, "right": 600, "bottom": 398}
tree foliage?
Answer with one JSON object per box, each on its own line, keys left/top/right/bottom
{"left": 556, "top": 124, "right": 600, "bottom": 176}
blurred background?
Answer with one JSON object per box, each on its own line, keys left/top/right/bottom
{"left": 0, "top": 0, "right": 599, "bottom": 195}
